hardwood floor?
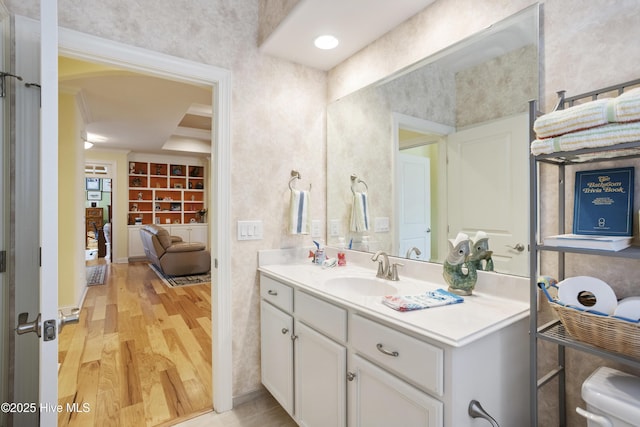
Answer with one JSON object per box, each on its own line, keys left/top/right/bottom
{"left": 58, "top": 261, "right": 213, "bottom": 426}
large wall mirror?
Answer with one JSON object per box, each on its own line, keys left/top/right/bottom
{"left": 327, "top": 5, "right": 539, "bottom": 277}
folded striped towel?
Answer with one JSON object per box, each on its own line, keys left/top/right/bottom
{"left": 613, "top": 87, "right": 640, "bottom": 123}
{"left": 350, "top": 191, "right": 370, "bottom": 232}
{"left": 289, "top": 190, "right": 310, "bottom": 234}
{"left": 531, "top": 121, "right": 640, "bottom": 155}
{"left": 533, "top": 98, "right": 613, "bottom": 139}
{"left": 534, "top": 88, "right": 640, "bottom": 139}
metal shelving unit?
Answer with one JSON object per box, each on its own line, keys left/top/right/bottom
{"left": 529, "top": 78, "right": 640, "bottom": 426}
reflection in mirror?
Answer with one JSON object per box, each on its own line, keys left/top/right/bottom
{"left": 327, "top": 5, "right": 538, "bottom": 277}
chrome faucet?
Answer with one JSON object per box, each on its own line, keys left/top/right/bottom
{"left": 406, "top": 246, "right": 422, "bottom": 259}
{"left": 371, "top": 251, "right": 403, "bottom": 281}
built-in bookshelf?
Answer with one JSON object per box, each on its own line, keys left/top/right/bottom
{"left": 128, "top": 159, "right": 207, "bottom": 225}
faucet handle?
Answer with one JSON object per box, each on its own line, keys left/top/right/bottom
{"left": 389, "top": 262, "right": 404, "bottom": 281}
{"left": 375, "top": 260, "right": 386, "bottom": 278}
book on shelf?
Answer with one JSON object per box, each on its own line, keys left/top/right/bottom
{"left": 573, "top": 167, "right": 634, "bottom": 236}
{"left": 543, "top": 234, "right": 633, "bottom": 251}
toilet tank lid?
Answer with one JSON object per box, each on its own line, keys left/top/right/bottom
{"left": 582, "top": 366, "right": 640, "bottom": 423}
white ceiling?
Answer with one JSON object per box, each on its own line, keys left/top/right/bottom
{"left": 259, "top": 0, "right": 436, "bottom": 70}
{"left": 60, "top": 62, "right": 212, "bottom": 156}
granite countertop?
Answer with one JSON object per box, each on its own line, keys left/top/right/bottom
{"left": 258, "top": 248, "right": 530, "bottom": 348}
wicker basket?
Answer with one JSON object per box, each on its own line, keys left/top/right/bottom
{"left": 550, "top": 301, "right": 640, "bottom": 358}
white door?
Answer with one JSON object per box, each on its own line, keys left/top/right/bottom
{"left": 397, "top": 153, "right": 431, "bottom": 260}
{"left": 12, "top": 3, "right": 60, "bottom": 426}
{"left": 447, "top": 113, "right": 529, "bottom": 276}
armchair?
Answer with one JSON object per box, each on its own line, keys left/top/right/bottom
{"left": 139, "top": 224, "right": 210, "bottom": 276}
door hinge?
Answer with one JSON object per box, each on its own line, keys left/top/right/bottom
{"left": 0, "top": 250, "right": 5, "bottom": 273}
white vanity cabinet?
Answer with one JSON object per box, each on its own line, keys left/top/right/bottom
{"left": 259, "top": 270, "right": 529, "bottom": 427}
{"left": 260, "top": 275, "right": 347, "bottom": 426}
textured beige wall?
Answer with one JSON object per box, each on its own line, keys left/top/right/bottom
{"left": 8, "top": 0, "right": 640, "bottom": 422}
{"left": 326, "top": 1, "right": 640, "bottom": 426}
{"left": 5, "top": 0, "right": 326, "bottom": 398}
{"left": 257, "top": 0, "right": 299, "bottom": 46}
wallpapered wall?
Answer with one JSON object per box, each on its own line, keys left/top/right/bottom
{"left": 7, "top": 1, "right": 640, "bottom": 425}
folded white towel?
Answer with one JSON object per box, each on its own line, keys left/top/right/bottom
{"left": 289, "top": 190, "right": 310, "bottom": 234}
{"left": 533, "top": 98, "right": 613, "bottom": 139}
{"left": 531, "top": 121, "right": 640, "bottom": 155}
{"left": 350, "top": 191, "right": 370, "bottom": 232}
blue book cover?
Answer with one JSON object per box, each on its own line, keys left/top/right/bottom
{"left": 573, "top": 167, "right": 634, "bottom": 236}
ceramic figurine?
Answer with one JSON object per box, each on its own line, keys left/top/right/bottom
{"left": 442, "top": 232, "right": 478, "bottom": 295}
{"left": 468, "top": 231, "right": 494, "bottom": 272}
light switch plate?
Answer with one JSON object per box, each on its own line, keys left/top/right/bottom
{"left": 237, "top": 220, "right": 263, "bottom": 240}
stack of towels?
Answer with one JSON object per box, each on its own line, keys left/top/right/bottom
{"left": 531, "top": 87, "right": 640, "bottom": 155}
{"left": 350, "top": 191, "right": 370, "bottom": 232}
{"left": 289, "top": 189, "right": 310, "bottom": 234}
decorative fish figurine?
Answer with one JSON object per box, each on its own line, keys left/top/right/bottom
{"left": 443, "top": 232, "right": 478, "bottom": 295}
{"left": 468, "top": 231, "right": 494, "bottom": 272}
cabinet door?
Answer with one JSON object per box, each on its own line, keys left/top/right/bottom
{"left": 128, "top": 226, "right": 145, "bottom": 258}
{"left": 187, "top": 224, "right": 208, "bottom": 246}
{"left": 169, "top": 225, "right": 191, "bottom": 242}
{"left": 295, "top": 321, "right": 346, "bottom": 427}
{"left": 348, "top": 354, "right": 443, "bottom": 427}
{"left": 260, "top": 300, "right": 294, "bottom": 416}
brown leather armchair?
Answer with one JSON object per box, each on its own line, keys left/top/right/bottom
{"left": 139, "top": 224, "right": 210, "bottom": 276}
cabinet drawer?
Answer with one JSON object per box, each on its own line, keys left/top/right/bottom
{"left": 260, "top": 275, "right": 293, "bottom": 312}
{"left": 350, "top": 314, "right": 443, "bottom": 396}
{"left": 295, "top": 291, "right": 347, "bottom": 342}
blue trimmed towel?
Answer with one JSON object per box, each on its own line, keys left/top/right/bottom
{"left": 289, "top": 190, "right": 310, "bottom": 234}
{"left": 350, "top": 191, "right": 370, "bottom": 232}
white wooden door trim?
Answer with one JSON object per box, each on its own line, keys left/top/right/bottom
{"left": 40, "top": 2, "right": 59, "bottom": 425}
{"left": 57, "top": 25, "right": 233, "bottom": 411}
{"left": 392, "top": 113, "right": 453, "bottom": 261}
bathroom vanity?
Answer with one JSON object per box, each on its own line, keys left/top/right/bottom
{"left": 258, "top": 248, "right": 530, "bottom": 427}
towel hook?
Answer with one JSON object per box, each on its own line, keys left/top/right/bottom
{"left": 350, "top": 174, "right": 368, "bottom": 195}
{"left": 289, "top": 170, "right": 311, "bottom": 192}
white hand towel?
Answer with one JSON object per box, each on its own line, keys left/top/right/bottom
{"left": 350, "top": 191, "right": 370, "bottom": 232}
{"left": 289, "top": 190, "right": 310, "bottom": 234}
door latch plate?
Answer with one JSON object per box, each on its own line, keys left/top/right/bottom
{"left": 43, "top": 319, "right": 56, "bottom": 341}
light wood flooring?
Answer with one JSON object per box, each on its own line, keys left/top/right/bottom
{"left": 58, "top": 260, "right": 213, "bottom": 426}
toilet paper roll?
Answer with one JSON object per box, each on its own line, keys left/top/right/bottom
{"left": 614, "top": 296, "right": 640, "bottom": 321}
{"left": 557, "top": 276, "right": 618, "bottom": 315}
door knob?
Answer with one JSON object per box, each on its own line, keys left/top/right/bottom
{"left": 58, "top": 308, "right": 80, "bottom": 333}
{"left": 506, "top": 243, "right": 525, "bottom": 252}
{"left": 16, "top": 312, "right": 42, "bottom": 337}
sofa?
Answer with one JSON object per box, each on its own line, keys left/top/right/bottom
{"left": 139, "top": 224, "right": 211, "bottom": 276}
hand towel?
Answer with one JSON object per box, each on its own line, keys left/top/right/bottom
{"left": 289, "top": 190, "right": 310, "bottom": 234}
{"left": 350, "top": 191, "right": 370, "bottom": 232}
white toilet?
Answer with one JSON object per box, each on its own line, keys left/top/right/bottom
{"left": 578, "top": 366, "right": 640, "bottom": 427}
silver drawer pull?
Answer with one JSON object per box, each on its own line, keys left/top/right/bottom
{"left": 376, "top": 343, "right": 399, "bottom": 357}
{"left": 267, "top": 290, "right": 278, "bottom": 296}
{"left": 281, "top": 328, "right": 289, "bottom": 335}
{"left": 346, "top": 372, "right": 356, "bottom": 381}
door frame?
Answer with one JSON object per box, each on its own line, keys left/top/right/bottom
{"left": 58, "top": 27, "right": 233, "bottom": 411}
{"left": 392, "top": 113, "right": 453, "bottom": 261}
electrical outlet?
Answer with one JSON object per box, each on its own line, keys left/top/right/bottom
{"left": 329, "top": 219, "right": 341, "bottom": 237}
{"left": 311, "top": 220, "right": 322, "bottom": 238}
{"left": 375, "top": 217, "right": 390, "bottom": 233}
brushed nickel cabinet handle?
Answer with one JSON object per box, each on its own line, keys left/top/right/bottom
{"left": 376, "top": 343, "right": 399, "bottom": 357}
{"left": 267, "top": 290, "right": 278, "bottom": 296}
{"left": 347, "top": 372, "right": 356, "bottom": 381}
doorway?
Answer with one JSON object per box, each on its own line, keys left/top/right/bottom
{"left": 58, "top": 27, "right": 232, "bottom": 412}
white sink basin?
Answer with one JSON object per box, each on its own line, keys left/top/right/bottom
{"left": 324, "top": 276, "right": 399, "bottom": 297}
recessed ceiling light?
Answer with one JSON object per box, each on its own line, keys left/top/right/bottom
{"left": 314, "top": 35, "right": 339, "bottom": 50}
